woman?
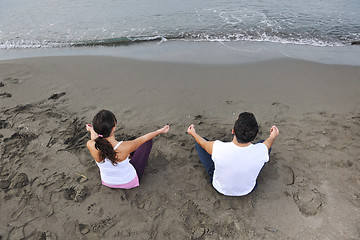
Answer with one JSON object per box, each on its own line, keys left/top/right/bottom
{"left": 86, "top": 110, "right": 169, "bottom": 189}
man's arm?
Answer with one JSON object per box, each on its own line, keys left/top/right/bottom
{"left": 187, "top": 124, "right": 214, "bottom": 155}
{"left": 263, "top": 126, "right": 279, "bottom": 150}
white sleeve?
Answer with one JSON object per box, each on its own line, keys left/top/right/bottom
{"left": 211, "top": 140, "right": 222, "bottom": 163}
{"left": 259, "top": 143, "right": 270, "bottom": 162}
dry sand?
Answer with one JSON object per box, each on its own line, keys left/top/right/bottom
{"left": 0, "top": 55, "right": 360, "bottom": 239}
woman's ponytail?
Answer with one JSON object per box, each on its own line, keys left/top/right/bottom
{"left": 95, "top": 137, "right": 118, "bottom": 165}
{"left": 92, "top": 110, "right": 118, "bottom": 165}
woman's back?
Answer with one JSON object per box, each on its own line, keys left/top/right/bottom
{"left": 95, "top": 142, "right": 137, "bottom": 185}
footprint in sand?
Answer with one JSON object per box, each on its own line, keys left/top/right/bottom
{"left": 12, "top": 173, "right": 29, "bottom": 188}
{"left": 63, "top": 185, "right": 89, "bottom": 202}
{"left": 3, "top": 77, "right": 21, "bottom": 84}
{"left": 48, "top": 92, "right": 66, "bottom": 100}
{"left": 293, "top": 188, "right": 324, "bottom": 216}
{"left": 91, "top": 217, "right": 115, "bottom": 233}
{"left": 0, "top": 179, "right": 11, "bottom": 189}
{"left": 282, "top": 166, "right": 295, "bottom": 186}
{"left": 0, "top": 92, "right": 11, "bottom": 98}
{"left": 342, "top": 176, "right": 360, "bottom": 207}
{"left": 0, "top": 119, "right": 8, "bottom": 129}
{"left": 79, "top": 224, "right": 91, "bottom": 235}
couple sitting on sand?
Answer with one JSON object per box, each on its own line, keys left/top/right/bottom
{"left": 86, "top": 110, "right": 279, "bottom": 196}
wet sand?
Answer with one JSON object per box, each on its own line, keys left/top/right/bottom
{"left": 0, "top": 55, "right": 360, "bottom": 239}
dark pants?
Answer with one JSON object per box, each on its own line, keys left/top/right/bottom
{"left": 195, "top": 140, "right": 271, "bottom": 183}
{"left": 130, "top": 140, "right": 153, "bottom": 180}
{"left": 195, "top": 141, "right": 215, "bottom": 182}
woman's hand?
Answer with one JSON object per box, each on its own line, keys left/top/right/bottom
{"left": 86, "top": 124, "right": 99, "bottom": 140}
{"left": 86, "top": 124, "right": 93, "bottom": 132}
{"left": 157, "top": 125, "right": 170, "bottom": 134}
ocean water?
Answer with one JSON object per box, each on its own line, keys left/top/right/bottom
{"left": 0, "top": 0, "right": 359, "bottom": 49}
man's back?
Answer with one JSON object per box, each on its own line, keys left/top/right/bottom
{"left": 211, "top": 141, "right": 269, "bottom": 196}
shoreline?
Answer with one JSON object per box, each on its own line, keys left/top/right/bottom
{"left": 1, "top": 40, "right": 360, "bottom": 66}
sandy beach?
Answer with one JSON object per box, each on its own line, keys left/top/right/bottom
{"left": 0, "top": 50, "right": 360, "bottom": 239}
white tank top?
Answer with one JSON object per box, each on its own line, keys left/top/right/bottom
{"left": 95, "top": 141, "right": 137, "bottom": 185}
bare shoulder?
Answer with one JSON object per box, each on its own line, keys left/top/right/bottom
{"left": 116, "top": 140, "right": 133, "bottom": 153}
{"left": 110, "top": 140, "right": 132, "bottom": 162}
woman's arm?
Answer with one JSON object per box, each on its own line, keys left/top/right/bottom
{"left": 86, "top": 140, "right": 101, "bottom": 161}
{"left": 122, "top": 125, "right": 170, "bottom": 153}
{"left": 86, "top": 124, "right": 99, "bottom": 140}
{"left": 85, "top": 124, "right": 102, "bottom": 161}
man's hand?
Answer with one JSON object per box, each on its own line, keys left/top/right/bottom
{"left": 269, "top": 126, "right": 279, "bottom": 139}
{"left": 264, "top": 125, "right": 279, "bottom": 150}
{"left": 187, "top": 124, "right": 196, "bottom": 136}
{"left": 186, "top": 124, "right": 213, "bottom": 155}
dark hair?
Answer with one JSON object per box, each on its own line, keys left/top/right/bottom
{"left": 234, "top": 112, "right": 259, "bottom": 143}
{"left": 92, "top": 110, "right": 118, "bottom": 165}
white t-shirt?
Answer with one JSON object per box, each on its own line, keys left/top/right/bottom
{"left": 211, "top": 140, "right": 269, "bottom": 196}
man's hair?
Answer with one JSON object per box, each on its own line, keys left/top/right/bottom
{"left": 234, "top": 112, "right": 259, "bottom": 143}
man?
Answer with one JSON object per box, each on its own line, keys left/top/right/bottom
{"left": 187, "top": 112, "right": 279, "bottom": 196}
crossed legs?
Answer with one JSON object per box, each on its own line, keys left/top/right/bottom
{"left": 130, "top": 140, "right": 153, "bottom": 180}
